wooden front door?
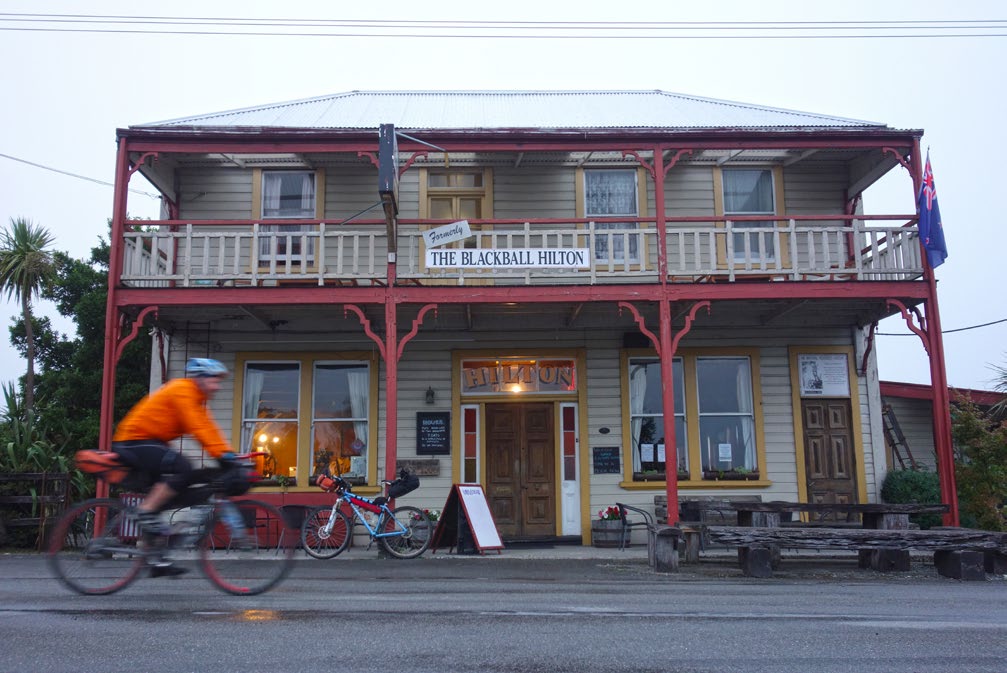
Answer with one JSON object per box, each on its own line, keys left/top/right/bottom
{"left": 802, "top": 399, "right": 858, "bottom": 513}
{"left": 485, "top": 403, "right": 555, "bottom": 539}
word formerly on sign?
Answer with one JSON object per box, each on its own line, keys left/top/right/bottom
{"left": 422, "top": 220, "right": 471, "bottom": 248}
{"left": 425, "top": 248, "right": 590, "bottom": 269}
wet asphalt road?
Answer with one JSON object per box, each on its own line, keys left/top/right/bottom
{"left": 2, "top": 551, "right": 1005, "bottom": 673}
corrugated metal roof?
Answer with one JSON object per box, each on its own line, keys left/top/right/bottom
{"left": 139, "top": 90, "right": 882, "bottom": 131}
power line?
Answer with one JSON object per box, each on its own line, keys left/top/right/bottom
{"left": 878, "top": 317, "right": 1007, "bottom": 337}
{"left": 0, "top": 152, "right": 159, "bottom": 199}
{"left": 1, "top": 13, "right": 1006, "bottom": 39}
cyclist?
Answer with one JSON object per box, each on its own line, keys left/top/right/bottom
{"left": 111, "top": 357, "right": 238, "bottom": 576}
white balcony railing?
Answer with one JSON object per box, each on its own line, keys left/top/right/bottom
{"left": 119, "top": 216, "right": 923, "bottom": 288}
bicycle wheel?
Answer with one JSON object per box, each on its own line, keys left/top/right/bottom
{"left": 47, "top": 498, "right": 145, "bottom": 595}
{"left": 300, "top": 506, "right": 352, "bottom": 559}
{"left": 378, "top": 506, "right": 431, "bottom": 559}
{"left": 199, "top": 499, "right": 295, "bottom": 595}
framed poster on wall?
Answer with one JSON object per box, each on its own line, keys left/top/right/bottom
{"left": 798, "top": 353, "right": 850, "bottom": 397}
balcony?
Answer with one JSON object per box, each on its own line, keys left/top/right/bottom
{"left": 120, "top": 215, "right": 922, "bottom": 289}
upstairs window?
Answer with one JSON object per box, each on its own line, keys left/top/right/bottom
{"left": 585, "top": 169, "right": 640, "bottom": 264}
{"left": 723, "top": 168, "right": 776, "bottom": 262}
{"left": 260, "top": 170, "right": 316, "bottom": 262}
{"left": 423, "top": 169, "right": 491, "bottom": 248}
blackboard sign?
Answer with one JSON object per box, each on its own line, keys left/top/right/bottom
{"left": 416, "top": 412, "right": 451, "bottom": 455}
{"left": 592, "top": 446, "right": 621, "bottom": 474}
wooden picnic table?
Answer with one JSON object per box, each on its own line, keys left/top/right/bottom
{"left": 728, "top": 501, "right": 949, "bottom": 530}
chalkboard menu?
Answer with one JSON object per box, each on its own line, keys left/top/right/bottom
{"left": 592, "top": 446, "right": 621, "bottom": 474}
{"left": 416, "top": 412, "right": 451, "bottom": 455}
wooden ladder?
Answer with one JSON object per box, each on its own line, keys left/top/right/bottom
{"left": 882, "top": 404, "right": 918, "bottom": 470}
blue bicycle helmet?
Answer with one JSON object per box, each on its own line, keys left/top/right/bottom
{"left": 185, "top": 357, "right": 228, "bottom": 378}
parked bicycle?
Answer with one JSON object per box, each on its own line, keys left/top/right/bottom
{"left": 48, "top": 450, "right": 296, "bottom": 596}
{"left": 300, "top": 469, "right": 431, "bottom": 560}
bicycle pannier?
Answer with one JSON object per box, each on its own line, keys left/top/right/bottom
{"left": 75, "top": 450, "right": 130, "bottom": 484}
{"left": 386, "top": 470, "right": 420, "bottom": 499}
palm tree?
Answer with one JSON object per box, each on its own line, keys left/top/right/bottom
{"left": 0, "top": 217, "right": 55, "bottom": 416}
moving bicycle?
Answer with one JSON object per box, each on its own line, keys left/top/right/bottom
{"left": 47, "top": 358, "right": 295, "bottom": 595}
{"left": 49, "top": 450, "right": 296, "bottom": 595}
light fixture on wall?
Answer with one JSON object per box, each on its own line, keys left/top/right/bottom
{"left": 425, "top": 387, "right": 436, "bottom": 405}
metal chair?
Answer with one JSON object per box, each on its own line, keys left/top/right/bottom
{"left": 616, "top": 503, "right": 655, "bottom": 551}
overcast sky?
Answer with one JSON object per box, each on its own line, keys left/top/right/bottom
{"left": 1, "top": 0, "right": 1005, "bottom": 395}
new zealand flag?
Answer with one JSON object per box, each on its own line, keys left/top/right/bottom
{"left": 917, "top": 153, "right": 948, "bottom": 269}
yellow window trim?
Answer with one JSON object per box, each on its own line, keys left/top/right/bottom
{"left": 250, "top": 168, "right": 326, "bottom": 274}
{"left": 620, "top": 347, "right": 768, "bottom": 486}
{"left": 788, "top": 346, "right": 869, "bottom": 505}
{"left": 576, "top": 166, "right": 649, "bottom": 272}
{"left": 232, "top": 350, "right": 379, "bottom": 492}
{"left": 713, "top": 165, "right": 790, "bottom": 269}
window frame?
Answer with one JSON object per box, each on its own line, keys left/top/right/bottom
{"left": 713, "top": 165, "right": 788, "bottom": 269}
{"left": 621, "top": 347, "right": 766, "bottom": 486}
{"left": 252, "top": 168, "right": 325, "bottom": 267}
{"left": 581, "top": 167, "right": 643, "bottom": 265}
{"left": 233, "top": 351, "right": 379, "bottom": 491}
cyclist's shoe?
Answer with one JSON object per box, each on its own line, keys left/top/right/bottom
{"left": 149, "top": 563, "right": 189, "bottom": 578}
{"left": 147, "top": 546, "right": 188, "bottom": 578}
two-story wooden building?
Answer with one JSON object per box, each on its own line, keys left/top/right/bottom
{"left": 101, "top": 90, "right": 957, "bottom": 544}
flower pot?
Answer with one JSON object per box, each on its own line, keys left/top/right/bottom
{"left": 591, "top": 519, "right": 623, "bottom": 548}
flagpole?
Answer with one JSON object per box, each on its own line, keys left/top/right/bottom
{"left": 911, "top": 141, "right": 959, "bottom": 526}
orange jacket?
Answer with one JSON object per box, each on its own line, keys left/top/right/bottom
{"left": 112, "top": 378, "right": 231, "bottom": 458}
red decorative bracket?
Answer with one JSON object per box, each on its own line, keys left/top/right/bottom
{"left": 882, "top": 147, "right": 912, "bottom": 173}
{"left": 344, "top": 304, "right": 387, "bottom": 360}
{"left": 618, "top": 302, "right": 662, "bottom": 355}
{"left": 396, "top": 304, "right": 438, "bottom": 360}
{"left": 618, "top": 300, "right": 711, "bottom": 357}
{"left": 670, "top": 301, "right": 711, "bottom": 353}
{"left": 127, "top": 152, "right": 159, "bottom": 179}
{"left": 886, "top": 299, "right": 930, "bottom": 354}
{"left": 114, "top": 306, "right": 158, "bottom": 363}
{"left": 357, "top": 151, "right": 428, "bottom": 179}
{"left": 623, "top": 148, "right": 693, "bottom": 182}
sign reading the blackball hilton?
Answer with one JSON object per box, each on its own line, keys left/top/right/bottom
{"left": 426, "top": 248, "right": 590, "bottom": 269}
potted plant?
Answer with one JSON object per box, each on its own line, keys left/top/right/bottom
{"left": 410, "top": 508, "right": 439, "bottom": 542}
{"left": 590, "top": 506, "right": 622, "bottom": 548}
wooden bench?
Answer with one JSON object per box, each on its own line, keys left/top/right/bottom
{"left": 654, "top": 495, "right": 762, "bottom": 562}
{"left": 706, "top": 525, "right": 1007, "bottom": 580}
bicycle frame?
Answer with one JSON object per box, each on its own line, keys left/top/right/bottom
{"left": 319, "top": 495, "right": 410, "bottom": 540}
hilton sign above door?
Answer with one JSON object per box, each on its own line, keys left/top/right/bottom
{"left": 461, "top": 358, "right": 577, "bottom": 395}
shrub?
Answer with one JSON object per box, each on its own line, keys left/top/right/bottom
{"left": 881, "top": 469, "right": 942, "bottom": 529}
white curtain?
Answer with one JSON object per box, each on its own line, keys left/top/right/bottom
{"left": 736, "top": 362, "right": 756, "bottom": 469}
{"left": 586, "top": 170, "right": 638, "bottom": 262}
{"left": 241, "top": 369, "right": 265, "bottom": 452}
{"left": 629, "top": 363, "right": 647, "bottom": 472}
{"left": 347, "top": 371, "right": 369, "bottom": 472}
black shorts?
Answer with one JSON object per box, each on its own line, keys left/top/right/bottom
{"left": 111, "top": 440, "right": 194, "bottom": 493}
